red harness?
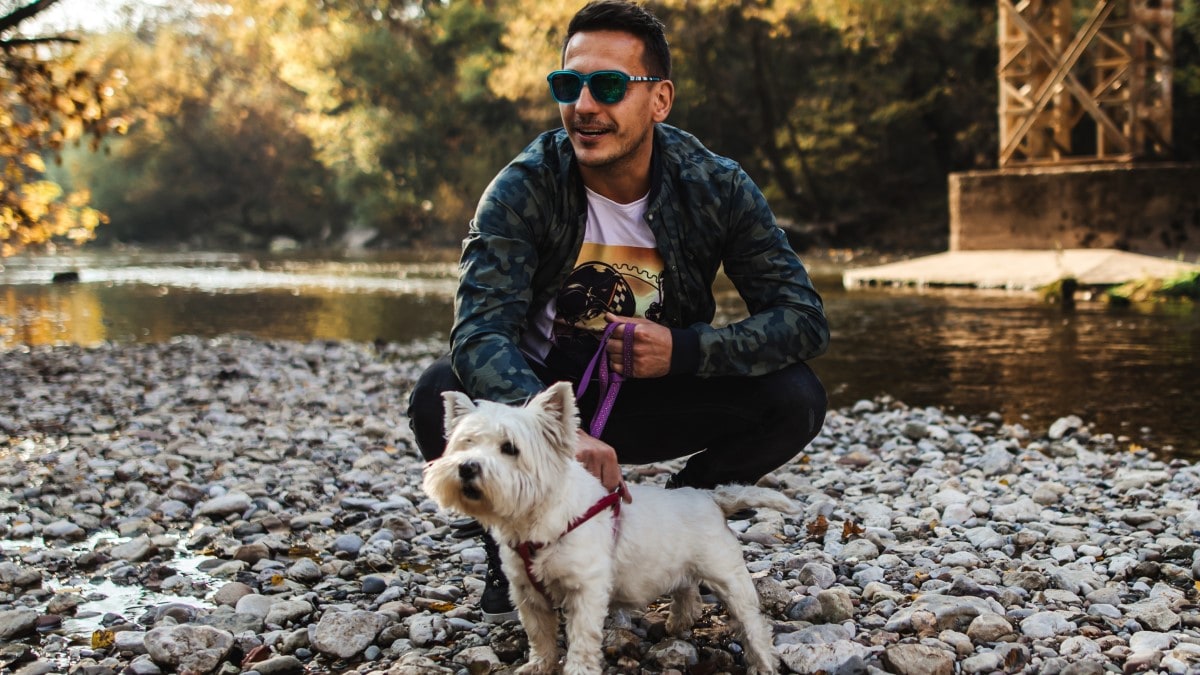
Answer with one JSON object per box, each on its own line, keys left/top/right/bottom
{"left": 513, "top": 323, "right": 636, "bottom": 604}
{"left": 513, "top": 485, "right": 625, "bottom": 604}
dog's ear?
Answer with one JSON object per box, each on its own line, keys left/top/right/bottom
{"left": 529, "top": 381, "right": 580, "bottom": 451}
{"left": 442, "top": 391, "right": 477, "bottom": 433}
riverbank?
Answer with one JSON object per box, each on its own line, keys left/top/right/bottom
{"left": 0, "top": 336, "right": 1197, "bottom": 674}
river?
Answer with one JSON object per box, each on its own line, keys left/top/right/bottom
{"left": 2, "top": 249, "right": 1197, "bottom": 461}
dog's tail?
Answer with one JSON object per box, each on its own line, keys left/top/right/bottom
{"left": 711, "top": 485, "right": 799, "bottom": 516}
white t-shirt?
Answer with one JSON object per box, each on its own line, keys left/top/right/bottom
{"left": 521, "top": 187, "right": 665, "bottom": 364}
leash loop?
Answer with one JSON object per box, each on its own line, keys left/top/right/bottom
{"left": 575, "top": 322, "right": 635, "bottom": 438}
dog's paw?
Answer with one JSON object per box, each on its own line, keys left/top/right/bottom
{"left": 516, "top": 660, "right": 556, "bottom": 675}
{"left": 562, "top": 660, "right": 602, "bottom": 675}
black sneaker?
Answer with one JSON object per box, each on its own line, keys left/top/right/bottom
{"left": 480, "top": 532, "right": 518, "bottom": 623}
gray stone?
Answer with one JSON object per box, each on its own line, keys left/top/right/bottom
{"left": 797, "top": 562, "right": 836, "bottom": 590}
{"left": 144, "top": 625, "right": 235, "bottom": 673}
{"left": 1020, "top": 611, "right": 1076, "bottom": 638}
{"left": 0, "top": 609, "right": 38, "bottom": 640}
{"left": 235, "top": 594, "right": 274, "bottom": 618}
{"left": 816, "top": 588, "right": 855, "bottom": 623}
{"left": 286, "top": 558, "right": 321, "bottom": 583}
{"left": 1126, "top": 598, "right": 1181, "bottom": 631}
{"left": 885, "top": 595, "right": 1003, "bottom": 633}
{"left": 212, "top": 581, "right": 255, "bottom": 607}
{"left": 41, "top": 520, "right": 86, "bottom": 540}
{"left": 309, "top": 610, "right": 387, "bottom": 659}
{"left": 646, "top": 638, "right": 698, "bottom": 670}
{"left": 194, "top": 492, "right": 252, "bottom": 518}
{"left": 778, "top": 640, "right": 870, "bottom": 674}
{"left": 109, "top": 535, "right": 155, "bottom": 562}
{"left": 881, "top": 643, "right": 954, "bottom": 675}
{"left": 265, "top": 599, "right": 313, "bottom": 627}
{"left": 252, "top": 655, "right": 304, "bottom": 675}
{"left": 966, "top": 612, "right": 1013, "bottom": 643}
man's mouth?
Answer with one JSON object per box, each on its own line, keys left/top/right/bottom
{"left": 574, "top": 125, "right": 613, "bottom": 139}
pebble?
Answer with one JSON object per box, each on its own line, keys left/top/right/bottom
{"left": 0, "top": 337, "right": 1196, "bottom": 673}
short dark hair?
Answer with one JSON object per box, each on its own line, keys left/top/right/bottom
{"left": 564, "top": 1, "right": 671, "bottom": 80}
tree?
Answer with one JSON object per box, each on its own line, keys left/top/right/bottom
{"left": 263, "top": 0, "right": 535, "bottom": 246}
{"left": 0, "top": 0, "right": 118, "bottom": 256}
{"left": 59, "top": 3, "right": 348, "bottom": 248}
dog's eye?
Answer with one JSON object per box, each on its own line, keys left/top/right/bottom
{"left": 501, "top": 441, "right": 519, "bottom": 456}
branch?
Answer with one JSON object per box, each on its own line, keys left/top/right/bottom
{"left": 0, "top": 35, "right": 80, "bottom": 48}
{"left": 0, "top": 0, "right": 65, "bottom": 34}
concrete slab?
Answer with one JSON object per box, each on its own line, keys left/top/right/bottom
{"left": 842, "top": 249, "right": 1200, "bottom": 291}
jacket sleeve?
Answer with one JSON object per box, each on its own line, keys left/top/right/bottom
{"left": 688, "top": 168, "right": 830, "bottom": 377}
{"left": 449, "top": 170, "right": 549, "bottom": 404}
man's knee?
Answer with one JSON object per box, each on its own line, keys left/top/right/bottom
{"left": 764, "top": 362, "right": 827, "bottom": 441}
{"left": 407, "top": 355, "right": 463, "bottom": 461}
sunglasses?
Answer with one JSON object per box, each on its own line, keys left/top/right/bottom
{"left": 546, "top": 70, "right": 663, "bottom": 105}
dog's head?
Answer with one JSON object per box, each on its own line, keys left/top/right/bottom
{"left": 421, "top": 381, "right": 580, "bottom": 526}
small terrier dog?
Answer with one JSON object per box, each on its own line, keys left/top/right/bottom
{"left": 422, "top": 381, "right": 796, "bottom": 675}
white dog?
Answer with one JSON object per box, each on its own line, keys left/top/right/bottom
{"left": 422, "top": 381, "right": 796, "bottom": 675}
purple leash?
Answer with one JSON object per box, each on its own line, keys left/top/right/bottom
{"left": 575, "top": 322, "right": 635, "bottom": 437}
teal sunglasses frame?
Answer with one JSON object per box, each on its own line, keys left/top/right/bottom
{"left": 546, "top": 69, "right": 663, "bottom": 105}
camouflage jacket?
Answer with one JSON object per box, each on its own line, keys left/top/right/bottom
{"left": 450, "top": 123, "right": 829, "bottom": 404}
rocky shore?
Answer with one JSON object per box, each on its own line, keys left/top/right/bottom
{"left": 0, "top": 336, "right": 1198, "bottom": 675}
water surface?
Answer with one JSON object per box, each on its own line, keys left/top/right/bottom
{"left": 2, "top": 250, "right": 1196, "bottom": 460}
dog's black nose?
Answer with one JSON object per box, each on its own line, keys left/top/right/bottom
{"left": 458, "top": 460, "right": 480, "bottom": 481}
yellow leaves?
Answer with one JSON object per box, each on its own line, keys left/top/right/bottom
{"left": 2, "top": 43, "right": 121, "bottom": 255}
{"left": 22, "top": 153, "right": 46, "bottom": 172}
{"left": 91, "top": 629, "right": 115, "bottom": 649}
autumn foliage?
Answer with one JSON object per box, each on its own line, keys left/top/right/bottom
{"left": 1, "top": 0, "right": 120, "bottom": 256}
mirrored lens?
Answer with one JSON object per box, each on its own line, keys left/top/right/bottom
{"left": 588, "top": 73, "right": 627, "bottom": 104}
{"left": 549, "top": 72, "right": 583, "bottom": 103}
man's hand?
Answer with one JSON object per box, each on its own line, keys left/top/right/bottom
{"left": 575, "top": 429, "right": 632, "bottom": 502}
{"left": 604, "top": 312, "right": 671, "bottom": 378}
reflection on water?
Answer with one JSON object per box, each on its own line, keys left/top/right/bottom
{"left": 1, "top": 251, "right": 1197, "bottom": 461}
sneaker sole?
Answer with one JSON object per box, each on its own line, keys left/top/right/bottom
{"left": 481, "top": 608, "right": 519, "bottom": 624}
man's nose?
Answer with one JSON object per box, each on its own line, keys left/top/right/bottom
{"left": 573, "top": 85, "right": 601, "bottom": 114}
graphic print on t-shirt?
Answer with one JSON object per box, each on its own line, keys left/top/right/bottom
{"left": 552, "top": 242, "right": 663, "bottom": 360}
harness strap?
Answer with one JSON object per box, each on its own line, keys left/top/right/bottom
{"left": 513, "top": 485, "right": 625, "bottom": 604}
{"left": 514, "top": 323, "right": 633, "bottom": 603}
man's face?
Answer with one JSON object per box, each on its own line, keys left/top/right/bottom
{"left": 558, "top": 30, "right": 672, "bottom": 177}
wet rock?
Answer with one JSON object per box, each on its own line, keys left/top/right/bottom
{"left": 41, "top": 520, "right": 86, "bottom": 541}
{"left": 0, "top": 609, "right": 38, "bottom": 640}
{"left": 109, "top": 535, "right": 155, "bottom": 562}
{"left": 144, "top": 624, "right": 235, "bottom": 673}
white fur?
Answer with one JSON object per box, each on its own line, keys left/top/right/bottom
{"left": 422, "top": 381, "right": 796, "bottom": 675}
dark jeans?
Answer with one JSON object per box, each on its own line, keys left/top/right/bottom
{"left": 407, "top": 354, "right": 827, "bottom": 489}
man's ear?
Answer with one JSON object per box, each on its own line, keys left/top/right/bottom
{"left": 529, "top": 381, "right": 580, "bottom": 450}
{"left": 442, "top": 391, "right": 477, "bottom": 433}
{"left": 651, "top": 79, "right": 674, "bottom": 123}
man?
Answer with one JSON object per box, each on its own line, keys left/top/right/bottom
{"left": 408, "top": 0, "right": 829, "bottom": 623}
